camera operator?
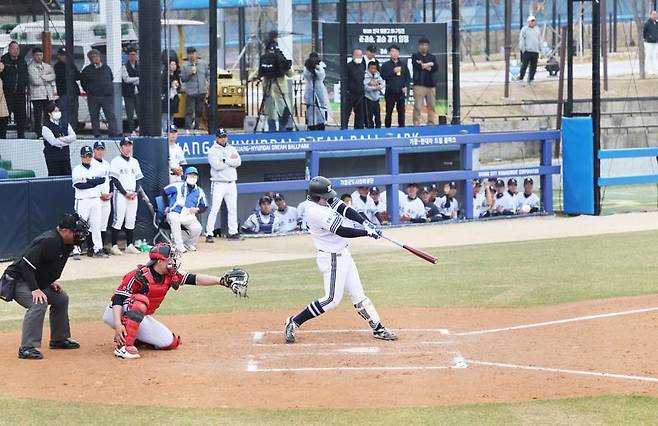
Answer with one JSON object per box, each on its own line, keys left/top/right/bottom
{"left": 303, "top": 52, "right": 329, "bottom": 131}
{"left": 251, "top": 38, "right": 294, "bottom": 133}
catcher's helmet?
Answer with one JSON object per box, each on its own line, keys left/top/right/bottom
{"left": 147, "top": 243, "right": 180, "bottom": 274}
{"left": 308, "top": 176, "right": 336, "bottom": 201}
{"left": 59, "top": 213, "right": 89, "bottom": 245}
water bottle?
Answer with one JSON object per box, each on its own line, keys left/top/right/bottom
{"left": 305, "top": 164, "right": 311, "bottom": 181}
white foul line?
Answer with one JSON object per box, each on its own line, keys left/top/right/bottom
{"left": 247, "top": 365, "right": 452, "bottom": 373}
{"left": 466, "top": 360, "right": 658, "bottom": 384}
{"left": 453, "top": 306, "right": 658, "bottom": 336}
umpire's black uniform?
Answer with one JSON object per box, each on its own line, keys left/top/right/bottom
{"left": 345, "top": 59, "right": 366, "bottom": 129}
{"left": 1, "top": 214, "right": 87, "bottom": 359}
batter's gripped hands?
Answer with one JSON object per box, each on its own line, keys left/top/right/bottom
{"left": 114, "top": 325, "right": 127, "bottom": 346}
{"left": 31, "top": 289, "right": 48, "bottom": 304}
{"left": 364, "top": 221, "right": 382, "bottom": 239}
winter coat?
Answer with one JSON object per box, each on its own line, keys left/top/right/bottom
{"left": 0, "top": 79, "right": 8, "bottom": 117}
{"left": 28, "top": 61, "right": 56, "bottom": 101}
{"left": 0, "top": 53, "right": 28, "bottom": 96}
{"left": 80, "top": 63, "right": 114, "bottom": 97}
{"left": 181, "top": 59, "right": 209, "bottom": 95}
{"left": 303, "top": 66, "right": 329, "bottom": 126}
{"left": 380, "top": 59, "right": 411, "bottom": 95}
{"left": 161, "top": 70, "right": 181, "bottom": 115}
{"left": 364, "top": 70, "right": 385, "bottom": 102}
{"left": 519, "top": 25, "right": 543, "bottom": 53}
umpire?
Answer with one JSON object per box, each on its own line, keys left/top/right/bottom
{"left": 0, "top": 213, "right": 89, "bottom": 359}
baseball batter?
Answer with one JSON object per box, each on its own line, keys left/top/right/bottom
{"left": 93, "top": 141, "right": 112, "bottom": 253}
{"left": 103, "top": 243, "right": 249, "bottom": 359}
{"left": 110, "top": 138, "right": 143, "bottom": 255}
{"left": 284, "top": 176, "right": 397, "bottom": 343}
{"left": 71, "top": 145, "right": 106, "bottom": 257}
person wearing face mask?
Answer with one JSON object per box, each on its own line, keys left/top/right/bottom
{"left": 42, "top": 101, "right": 76, "bottom": 176}
{"left": 163, "top": 167, "right": 208, "bottom": 253}
{"left": 345, "top": 48, "right": 366, "bottom": 129}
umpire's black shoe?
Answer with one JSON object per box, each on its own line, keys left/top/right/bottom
{"left": 205, "top": 235, "right": 215, "bottom": 243}
{"left": 49, "top": 339, "right": 80, "bottom": 350}
{"left": 18, "top": 346, "right": 43, "bottom": 359}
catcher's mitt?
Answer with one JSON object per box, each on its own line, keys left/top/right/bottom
{"left": 220, "top": 268, "right": 250, "bottom": 298}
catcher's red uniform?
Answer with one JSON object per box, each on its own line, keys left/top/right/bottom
{"left": 113, "top": 265, "right": 192, "bottom": 314}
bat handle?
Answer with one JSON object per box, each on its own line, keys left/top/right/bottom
{"left": 380, "top": 234, "right": 404, "bottom": 249}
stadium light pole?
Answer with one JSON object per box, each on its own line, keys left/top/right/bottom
{"left": 339, "top": 0, "right": 348, "bottom": 129}
{"left": 208, "top": 0, "right": 218, "bottom": 134}
{"left": 451, "top": 0, "right": 460, "bottom": 124}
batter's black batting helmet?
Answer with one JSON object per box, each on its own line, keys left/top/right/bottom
{"left": 308, "top": 176, "right": 336, "bottom": 201}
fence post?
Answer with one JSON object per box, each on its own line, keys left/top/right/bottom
{"left": 462, "top": 143, "right": 474, "bottom": 219}
{"left": 386, "top": 146, "right": 400, "bottom": 225}
{"left": 541, "top": 138, "right": 554, "bottom": 213}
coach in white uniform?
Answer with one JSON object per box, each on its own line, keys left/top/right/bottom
{"left": 110, "top": 138, "right": 143, "bottom": 255}
{"left": 167, "top": 125, "right": 187, "bottom": 183}
{"left": 93, "top": 141, "right": 112, "bottom": 252}
{"left": 273, "top": 193, "right": 299, "bottom": 233}
{"left": 205, "top": 128, "right": 242, "bottom": 242}
{"left": 284, "top": 176, "right": 397, "bottom": 343}
{"left": 72, "top": 146, "right": 107, "bottom": 258}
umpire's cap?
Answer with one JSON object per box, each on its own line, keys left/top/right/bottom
{"left": 215, "top": 128, "right": 228, "bottom": 138}
{"left": 184, "top": 166, "right": 199, "bottom": 176}
{"left": 119, "top": 137, "right": 133, "bottom": 146}
{"left": 58, "top": 213, "right": 90, "bottom": 244}
{"left": 80, "top": 146, "right": 93, "bottom": 157}
{"left": 308, "top": 176, "right": 337, "bottom": 201}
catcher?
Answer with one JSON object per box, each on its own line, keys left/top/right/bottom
{"left": 102, "top": 243, "right": 248, "bottom": 359}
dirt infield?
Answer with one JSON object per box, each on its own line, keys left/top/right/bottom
{"left": 1, "top": 294, "right": 657, "bottom": 409}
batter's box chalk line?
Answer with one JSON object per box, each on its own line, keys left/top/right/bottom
{"left": 251, "top": 328, "right": 450, "bottom": 342}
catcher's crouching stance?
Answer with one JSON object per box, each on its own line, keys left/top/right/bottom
{"left": 102, "top": 243, "right": 248, "bottom": 359}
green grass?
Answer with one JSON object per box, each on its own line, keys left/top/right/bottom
{"left": 553, "top": 183, "right": 658, "bottom": 215}
{"left": 0, "top": 395, "right": 656, "bottom": 425}
{"left": 1, "top": 230, "right": 657, "bottom": 332}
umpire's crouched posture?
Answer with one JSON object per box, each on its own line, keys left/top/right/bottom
{"left": 1, "top": 214, "right": 89, "bottom": 359}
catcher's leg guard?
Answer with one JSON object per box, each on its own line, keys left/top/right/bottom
{"left": 160, "top": 333, "right": 181, "bottom": 350}
{"left": 123, "top": 294, "right": 149, "bottom": 347}
{"left": 354, "top": 297, "right": 381, "bottom": 329}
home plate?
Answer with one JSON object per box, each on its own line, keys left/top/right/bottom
{"left": 339, "top": 347, "right": 380, "bottom": 354}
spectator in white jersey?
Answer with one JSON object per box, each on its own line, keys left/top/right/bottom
{"left": 273, "top": 193, "right": 299, "bottom": 233}
{"left": 472, "top": 178, "right": 493, "bottom": 218}
{"left": 297, "top": 191, "right": 312, "bottom": 230}
{"left": 167, "top": 125, "right": 186, "bottom": 183}
{"left": 435, "top": 182, "right": 459, "bottom": 220}
{"left": 399, "top": 183, "right": 425, "bottom": 222}
{"left": 369, "top": 186, "right": 388, "bottom": 224}
{"left": 419, "top": 186, "right": 441, "bottom": 222}
{"left": 493, "top": 179, "right": 516, "bottom": 216}
{"left": 241, "top": 196, "right": 280, "bottom": 234}
{"left": 517, "top": 177, "right": 540, "bottom": 213}
{"left": 350, "top": 186, "right": 378, "bottom": 223}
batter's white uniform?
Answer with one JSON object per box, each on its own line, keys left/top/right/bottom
{"left": 94, "top": 157, "right": 112, "bottom": 232}
{"left": 274, "top": 206, "right": 299, "bottom": 233}
{"left": 206, "top": 141, "right": 241, "bottom": 236}
{"left": 72, "top": 162, "right": 104, "bottom": 251}
{"left": 110, "top": 155, "right": 143, "bottom": 231}
{"left": 168, "top": 142, "right": 187, "bottom": 184}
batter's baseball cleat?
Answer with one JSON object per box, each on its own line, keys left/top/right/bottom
{"left": 114, "top": 345, "right": 140, "bottom": 359}
{"left": 284, "top": 316, "right": 297, "bottom": 343}
{"left": 110, "top": 245, "right": 123, "bottom": 256}
{"left": 125, "top": 244, "right": 140, "bottom": 254}
{"left": 373, "top": 326, "right": 398, "bottom": 341}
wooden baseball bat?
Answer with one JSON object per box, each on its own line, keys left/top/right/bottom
{"left": 380, "top": 235, "right": 438, "bottom": 265}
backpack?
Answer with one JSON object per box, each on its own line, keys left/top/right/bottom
{"left": 259, "top": 49, "right": 290, "bottom": 79}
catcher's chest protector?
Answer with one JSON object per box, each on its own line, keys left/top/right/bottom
{"left": 134, "top": 267, "right": 180, "bottom": 315}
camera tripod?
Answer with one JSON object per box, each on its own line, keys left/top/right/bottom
{"left": 253, "top": 77, "right": 299, "bottom": 133}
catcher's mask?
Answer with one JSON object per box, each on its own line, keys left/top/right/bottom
{"left": 59, "top": 213, "right": 90, "bottom": 245}
{"left": 147, "top": 243, "right": 180, "bottom": 275}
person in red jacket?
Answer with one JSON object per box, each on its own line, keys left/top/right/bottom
{"left": 102, "top": 243, "right": 248, "bottom": 359}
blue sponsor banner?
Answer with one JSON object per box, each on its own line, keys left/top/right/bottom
{"left": 177, "top": 125, "right": 480, "bottom": 163}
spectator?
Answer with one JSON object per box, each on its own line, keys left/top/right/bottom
{"left": 473, "top": 179, "right": 493, "bottom": 218}
{"left": 518, "top": 15, "right": 543, "bottom": 84}
{"left": 297, "top": 192, "right": 312, "bottom": 231}
{"left": 167, "top": 125, "right": 186, "bottom": 183}
{"left": 181, "top": 47, "right": 208, "bottom": 131}
{"left": 643, "top": 11, "right": 658, "bottom": 75}
{"left": 303, "top": 52, "right": 328, "bottom": 131}
{"left": 253, "top": 41, "right": 294, "bottom": 132}
{"left": 345, "top": 48, "right": 366, "bottom": 129}
{"left": 435, "top": 182, "right": 459, "bottom": 220}
{"left": 369, "top": 186, "right": 388, "bottom": 225}
{"left": 517, "top": 177, "right": 540, "bottom": 213}
{"left": 161, "top": 59, "right": 181, "bottom": 132}
{"left": 380, "top": 45, "right": 410, "bottom": 128}
{"left": 42, "top": 101, "right": 75, "bottom": 176}
{"left": 350, "top": 186, "right": 378, "bottom": 223}
{"left": 163, "top": 166, "right": 208, "bottom": 253}
{"left": 81, "top": 49, "right": 119, "bottom": 137}
{"left": 121, "top": 46, "right": 139, "bottom": 133}
{"left": 28, "top": 47, "right": 56, "bottom": 138}
{"left": 273, "top": 193, "right": 299, "bottom": 233}
{"left": 53, "top": 48, "right": 81, "bottom": 131}
{"left": 399, "top": 183, "right": 425, "bottom": 222}
{"left": 365, "top": 44, "right": 378, "bottom": 67}
{"left": 420, "top": 186, "right": 441, "bottom": 222}
{"left": 493, "top": 179, "right": 516, "bottom": 216}
{"left": 0, "top": 62, "right": 8, "bottom": 139}
{"left": 205, "top": 128, "right": 242, "bottom": 241}
{"left": 364, "top": 60, "right": 384, "bottom": 129}
{"left": 242, "top": 196, "right": 280, "bottom": 234}
{"left": 0, "top": 41, "right": 28, "bottom": 138}
{"left": 411, "top": 37, "right": 439, "bottom": 126}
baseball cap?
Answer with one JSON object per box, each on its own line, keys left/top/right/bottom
{"left": 420, "top": 186, "right": 431, "bottom": 194}
{"left": 80, "top": 146, "right": 93, "bottom": 156}
{"left": 119, "top": 137, "right": 133, "bottom": 146}
{"left": 167, "top": 124, "right": 178, "bottom": 133}
{"left": 407, "top": 182, "right": 418, "bottom": 188}
{"left": 473, "top": 178, "right": 482, "bottom": 186}
{"left": 495, "top": 179, "right": 505, "bottom": 187}
{"left": 508, "top": 178, "right": 518, "bottom": 186}
{"left": 448, "top": 181, "right": 457, "bottom": 189}
{"left": 273, "top": 193, "right": 285, "bottom": 201}
{"left": 187, "top": 46, "right": 197, "bottom": 54}
{"left": 429, "top": 183, "right": 439, "bottom": 191}
{"left": 184, "top": 166, "right": 199, "bottom": 176}
{"left": 259, "top": 196, "right": 272, "bottom": 205}
{"left": 369, "top": 186, "right": 381, "bottom": 194}
{"left": 527, "top": 15, "right": 536, "bottom": 22}
{"left": 57, "top": 47, "right": 66, "bottom": 55}
{"left": 524, "top": 177, "right": 534, "bottom": 185}
{"left": 215, "top": 128, "right": 228, "bottom": 138}
{"left": 93, "top": 141, "right": 105, "bottom": 150}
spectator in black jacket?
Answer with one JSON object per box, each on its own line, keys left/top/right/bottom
{"left": 122, "top": 46, "right": 139, "bottom": 133}
{"left": 0, "top": 41, "right": 28, "bottom": 138}
{"left": 411, "top": 37, "right": 439, "bottom": 125}
{"left": 161, "top": 59, "right": 181, "bottom": 132}
{"left": 380, "top": 45, "right": 410, "bottom": 128}
{"left": 643, "top": 11, "right": 658, "bottom": 75}
{"left": 345, "top": 48, "right": 366, "bottom": 129}
{"left": 80, "top": 49, "right": 119, "bottom": 137}
{"left": 53, "top": 48, "right": 81, "bottom": 131}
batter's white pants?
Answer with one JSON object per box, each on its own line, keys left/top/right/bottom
{"left": 167, "top": 211, "right": 202, "bottom": 250}
{"left": 75, "top": 197, "right": 102, "bottom": 251}
{"left": 100, "top": 198, "right": 111, "bottom": 232}
{"left": 102, "top": 306, "right": 175, "bottom": 348}
{"left": 205, "top": 181, "right": 238, "bottom": 236}
{"left": 645, "top": 42, "right": 658, "bottom": 75}
{"left": 315, "top": 246, "right": 367, "bottom": 312}
{"left": 112, "top": 192, "right": 138, "bottom": 230}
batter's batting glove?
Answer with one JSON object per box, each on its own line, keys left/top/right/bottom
{"left": 220, "top": 268, "right": 250, "bottom": 298}
{"left": 363, "top": 221, "right": 382, "bottom": 239}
